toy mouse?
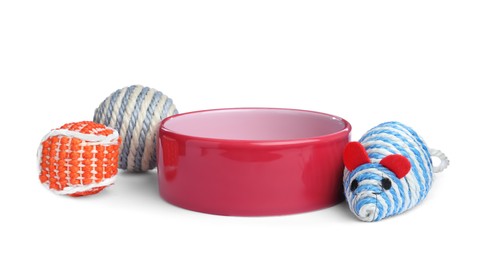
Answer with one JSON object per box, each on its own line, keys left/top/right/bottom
{"left": 343, "top": 121, "right": 449, "bottom": 222}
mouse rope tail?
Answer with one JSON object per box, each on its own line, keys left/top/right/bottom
{"left": 429, "top": 148, "right": 450, "bottom": 173}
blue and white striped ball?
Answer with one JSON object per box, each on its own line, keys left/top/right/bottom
{"left": 94, "top": 85, "right": 178, "bottom": 172}
{"left": 343, "top": 121, "right": 448, "bottom": 222}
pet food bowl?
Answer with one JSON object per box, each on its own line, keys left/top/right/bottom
{"left": 157, "top": 108, "right": 351, "bottom": 216}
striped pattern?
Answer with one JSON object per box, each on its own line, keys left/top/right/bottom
{"left": 94, "top": 85, "right": 178, "bottom": 172}
{"left": 343, "top": 121, "right": 437, "bottom": 222}
{"left": 37, "top": 121, "right": 120, "bottom": 196}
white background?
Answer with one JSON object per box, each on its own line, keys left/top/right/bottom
{"left": 1, "top": 1, "right": 480, "bottom": 259}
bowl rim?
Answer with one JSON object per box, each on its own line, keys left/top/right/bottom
{"left": 159, "top": 107, "right": 351, "bottom": 145}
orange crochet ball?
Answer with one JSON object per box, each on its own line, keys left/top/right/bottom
{"left": 37, "top": 121, "right": 121, "bottom": 197}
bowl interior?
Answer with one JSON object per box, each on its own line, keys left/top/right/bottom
{"left": 162, "top": 108, "right": 348, "bottom": 141}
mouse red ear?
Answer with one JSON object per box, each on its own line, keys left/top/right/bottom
{"left": 380, "top": 154, "right": 411, "bottom": 179}
{"left": 343, "top": 142, "right": 371, "bottom": 172}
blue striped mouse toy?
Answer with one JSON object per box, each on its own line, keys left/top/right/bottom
{"left": 343, "top": 121, "right": 449, "bottom": 222}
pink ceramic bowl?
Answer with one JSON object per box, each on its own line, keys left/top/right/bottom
{"left": 157, "top": 108, "right": 351, "bottom": 216}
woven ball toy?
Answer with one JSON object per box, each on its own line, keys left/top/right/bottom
{"left": 93, "top": 85, "right": 178, "bottom": 172}
{"left": 38, "top": 121, "right": 121, "bottom": 197}
{"left": 343, "top": 121, "right": 449, "bottom": 222}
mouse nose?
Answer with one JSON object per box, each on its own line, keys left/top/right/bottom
{"left": 354, "top": 196, "right": 381, "bottom": 222}
{"left": 358, "top": 203, "right": 377, "bottom": 221}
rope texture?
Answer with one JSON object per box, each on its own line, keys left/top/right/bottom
{"left": 93, "top": 85, "right": 178, "bottom": 172}
{"left": 38, "top": 121, "right": 121, "bottom": 196}
{"left": 343, "top": 121, "right": 449, "bottom": 222}
{"left": 429, "top": 148, "right": 450, "bottom": 173}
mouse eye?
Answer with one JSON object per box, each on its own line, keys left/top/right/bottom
{"left": 381, "top": 177, "right": 392, "bottom": 190}
{"left": 350, "top": 179, "right": 359, "bottom": 192}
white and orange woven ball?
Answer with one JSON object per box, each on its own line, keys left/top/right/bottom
{"left": 37, "top": 121, "right": 121, "bottom": 197}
